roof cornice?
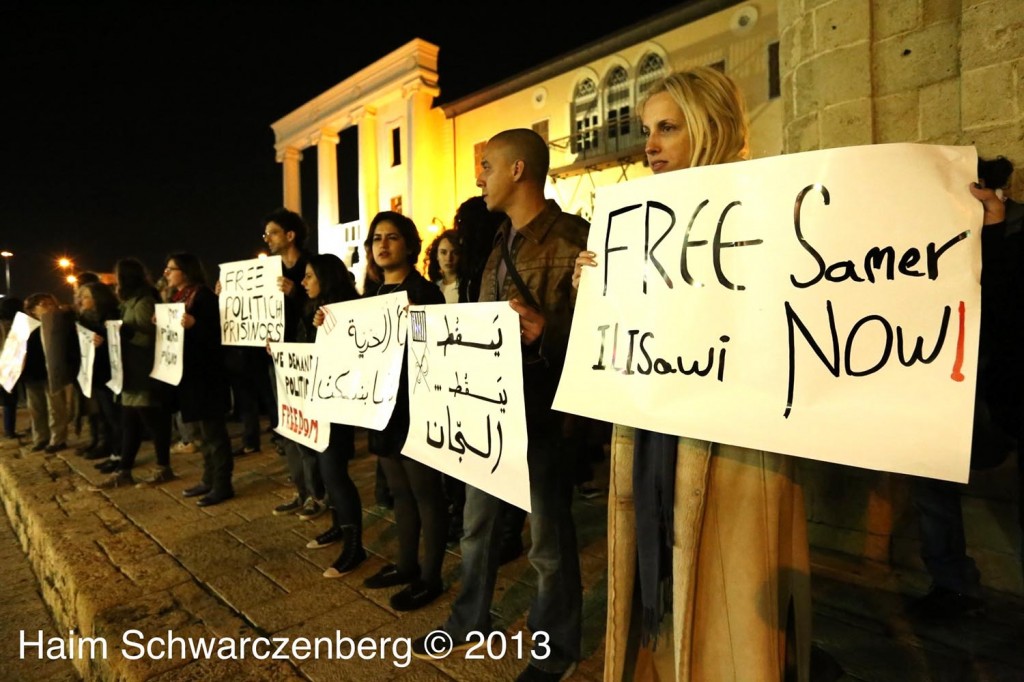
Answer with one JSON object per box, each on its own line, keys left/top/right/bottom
{"left": 271, "top": 38, "right": 440, "bottom": 150}
{"left": 439, "top": 0, "right": 738, "bottom": 118}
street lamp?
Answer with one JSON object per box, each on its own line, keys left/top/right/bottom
{"left": 0, "top": 251, "right": 11, "bottom": 294}
{"left": 57, "top": 256, "right": 73, "bottom": 270}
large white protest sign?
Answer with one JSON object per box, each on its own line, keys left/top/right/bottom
{"left": 151, "top": 303, "right": 185, "bottom": 386}
{"left": 269, "top": 342, "right": 329, "bottom": 451}
{"left": 312, "top": 292, "right": 409, "bottom": 430}
{"left": 219, "top": 255, "right": 285, "bottom": 346}
{"left": 75, "top": 323, "right": 96, "bottom": 398}
{"left": 105, "top": 320, "right": 123, "bottom": 395}
{"left": 0, "top": 312, "right": 41, "bottom": 392}
{"left": 553, "top": 143, "right": 981, "bottom": 483}
{"left": 402, "top": 303, "right": 530, "bottom": 511}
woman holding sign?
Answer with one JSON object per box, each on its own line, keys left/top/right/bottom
{"left": 76, "top": 282, "right": 123, "bottom": 465}
{"left": 163, "top": 253, "right": 234, "bottom": 507}
{"left": 574, "top": 68, "right": 812, "bottom": 681}
{"left": 295, "top": 253, "right": 369, "bottom": 578}
{"left": 362, "top": 211, "right": 449, "bottom": 612}
{"left": 94, "top": 258, "right": 172, "bottom": 488}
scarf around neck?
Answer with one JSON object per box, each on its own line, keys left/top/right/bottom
{"left": 633, "top": 428, "right": 678, "bottom": 647}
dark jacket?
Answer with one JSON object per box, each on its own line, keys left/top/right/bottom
{"left": 172, "top": 285, "right": 230, "bottom": 422}
{"left": 365, "top": 269, "right": 444, "bottom": 456}
{"left": 119, "top": 291, "right": 159, "bottom": 407}
{"left": 477, "top": 199, "right": 589, "bottom": 423}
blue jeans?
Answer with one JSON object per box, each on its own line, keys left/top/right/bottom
{"left": 444, "top": 436, "right": 582, "bottom": 673}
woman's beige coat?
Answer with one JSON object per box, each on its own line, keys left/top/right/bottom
{"left": 604, "top": 425, "right": 812, "bottom": 682}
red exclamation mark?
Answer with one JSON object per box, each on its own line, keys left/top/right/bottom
{"left": 951, "top": 301, "right": 965, "bottom": 382}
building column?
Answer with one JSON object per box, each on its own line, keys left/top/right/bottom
{"left": 402, "top": 78, "right": 443, "bottom": 234}
{"left": 350, "top": 106, "right": 379, "bottom": 227}
{"left": 312, "top": 129, "right": 340, "bottom": 229}
{"left": 276, "top": 146, "right": 303, "bottom": 214}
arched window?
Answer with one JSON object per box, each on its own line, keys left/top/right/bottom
{"left": 572, "top": 77, "right": 599, "bottom": 154}
{"left": 635, "top": 52, "right": 667, "bottom": 101}
{"left": 605, "top": 66, "right": 632, "bottom": 141}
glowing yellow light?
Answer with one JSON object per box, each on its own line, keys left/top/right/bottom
{"left": 65, "top": 274, "right": 77, "bottom": 285}
{"left": 257, "top": 252, "right": 268, "bottom": 259}
{"left": 58, "top": 257, "right": 73, "bottom": 269}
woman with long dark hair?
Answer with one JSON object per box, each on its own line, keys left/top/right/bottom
{"left": 163, "top": 252, "right": 233, "bottom": 506}
{"left": 291, "top": 254, "right": 369, "bottom": 577}
{"left": 361, "top": 211, "right": 448, "bottom": 611}
{"left": 75, "top": 281, "right": 123, "bottom": 466}
{"left": 94, "top": 258, "right": 173, "bottom": 487}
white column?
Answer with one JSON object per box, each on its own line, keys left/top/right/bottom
{"left": 350, "top": 106, "right": 379, "bottom": 225}
{"left": 311, "top": 129, "right": 340, "bottom": 229}
{"left": 276, "top": 146, "right": 303, "bottom": 213}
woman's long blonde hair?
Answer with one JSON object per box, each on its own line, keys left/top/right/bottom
{"left": 640, "top": 66, "right": 750, "bottom": 168}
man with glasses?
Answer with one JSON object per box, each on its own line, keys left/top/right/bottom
{"left": 258, "top": 208, "right": 327, "bottom": 521}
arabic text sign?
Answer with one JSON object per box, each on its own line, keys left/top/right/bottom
{"left": 402, "top": 303, "right": 530, "bottom": 511}
{"left": 219, "top": 255, "right": 285, "bottom": 346}
{"left": 312, "top": 292, "right": 408, "bottom": 430}
{"left": 0, "top": 312, "right": 41, "bottom": 392}
{"left": 105, "top": 321, "right": 123, "bottom": 394}
{"left": 269, "top": 342, "right": 328, "bottom": 451}
{"left": 151, "top": 303, "right": 185, "bottom": 386}
{"left": 75, "top": 323, "right": 96, "bottom": 398}
{"left": 553, "top": 143, "right": 981, "bottom": 483}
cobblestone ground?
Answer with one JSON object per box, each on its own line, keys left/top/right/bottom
{"left": 1, "top": 411, "right": 1023, "bottom": 682}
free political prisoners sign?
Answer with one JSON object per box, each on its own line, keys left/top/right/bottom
{"left": 553, "top": 144, "right": 982, "bottom": 484}
{"left": 219, "top": 255, "right": 285, "bottom": 346}
{"left": 402, "top": 303, "right": 530, "bottom": 512}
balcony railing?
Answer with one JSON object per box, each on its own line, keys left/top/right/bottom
{"left": 548, "top": 121, "right": 647, "bottom": 178}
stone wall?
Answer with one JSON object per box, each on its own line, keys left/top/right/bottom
{"left": 779, "top": 0, "right": 1023, "bottom": 594}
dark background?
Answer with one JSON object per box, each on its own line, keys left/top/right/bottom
{"left": 2, "top": 2, "right": 684, "bottom": 301}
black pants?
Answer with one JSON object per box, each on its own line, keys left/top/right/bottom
{"left": 379, "top": 455, "right": 448, "bottom": 588}
{"left": 312, "top": 424, "right": 361, "bottom": 532}
{"left": 195, "top": 418, "right": 233, "bottom": 495}
{"left": 120, "top": 405, "right": 171, "bottom": 471}
{"left": 93, "top": 386, "right": 122, "bottom": 456}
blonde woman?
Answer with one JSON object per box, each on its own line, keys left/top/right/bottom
{"left": 575, "top": 68, "right": 812, "bottom": 682}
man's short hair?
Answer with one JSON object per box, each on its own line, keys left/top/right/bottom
{"left": 491, "top": 129, "right": 550, "bottom": 184}
{"left": 263, "top": 207, "right": 307, "bottom": 248}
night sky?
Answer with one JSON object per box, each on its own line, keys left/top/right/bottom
{"left": 3, "top": 2, "right": 685, "bottom": 301}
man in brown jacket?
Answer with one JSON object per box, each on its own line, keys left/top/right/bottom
{"left": 413, "top": 128, "right": 588, "bottom": 682}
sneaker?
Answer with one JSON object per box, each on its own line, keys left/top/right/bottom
{"left": 323, "top": 541, "right": 367, "bottom": 578}
{"left": 171, "top": 441, "right": 198, "bottom": 454}
{"left": 95, "top": 458, "right": 121, "bottom": 474}
{"left": 410, "top": 628, "right": 475, "bottom": 660}
{"left": 390, "top": 580, "right": 444, "bottom": 612}
{"left": 182, "top": 483, "right": 212, "bottom": 498}
{"left": 83, "top": 447, "right": 110, "bottom": 461}
{"left": 516, "top": 662, "right": 578, "bottom": 682}
{"left": 306, "top": 526, "right": 343, "bottom": 549}
{"left": 296, "top": 497, "right": 326, "bottom": 521}
{"left": 137, "top": 466, "right": 176, "bottom": 486}
{"left": 197, "top": 490, "right": 234, "bottom": 507}
{"left": 908, "top": 586, "right": 984, "bottom": 620}
{"left": 363, "top": 563, "right": 417, "bottom": 589}
{"left": 90, "top": 470, "right": 134, "bottom": 490}
{"left": 272, "top": 495, "right": 304, "bottom": 516}
{"left": 44, "top": 442, "right": 68, "bottom": 454}
{"left": 232, "top": 445, "right": 259, "bottom": 456}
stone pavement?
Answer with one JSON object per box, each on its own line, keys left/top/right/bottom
{"left": 1, "top": 413, "right": 1023, "bottom": 682}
